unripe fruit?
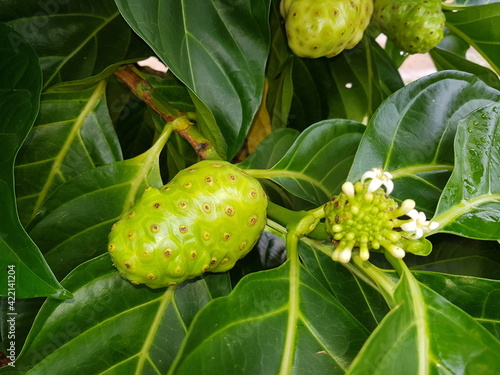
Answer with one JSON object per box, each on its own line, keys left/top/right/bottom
{"left": 372, "top": 0, "right": 445, "bottom": 53}
{"left": 108, "top": 161, "right": 268, "bottom": 288}
{"left": 281, "top": 0, "right": 373, "bottom": 58}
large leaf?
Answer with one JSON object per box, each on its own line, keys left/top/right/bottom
{"left": 347, "top": 263, "right": 500, "bottom": 374}
{"left": 288, "top": 38, "right": 403, "bottom": 130}
{"left": 445, "top": 3, "right": 500, "bottom": 75}
{"left": 433, "top": 103, "right": 500, "bottom": 239}
{"left": 26, "top": 123, "right": 170, "bottom": 279}
{"left": 115, "top": 0, "right": 272, "bottom": 160}
{"left": 251, "top": 119, "right": 365, "bottom": 206}
{"left": 169, "top": 257, "right": 370, "bottom": 374}
{"left": 3, "top": 254, "right": 232, "bottom": 374}
{"left": 0, "top": 0, "right": 152, "bottom": 90}
{"left": 15, "top": 80, "right": 122, "bottom": 226}
{"left": 413, "top": 271, "right": 500, "bottom": 339}
{"left": 430, "top": 47, "right": 500, "bottom": 90}
{"left": 349, "top": 71, "right": 500, "bottom": 215}
{"left": 0, "top": 24, "right": 69, "bottom": 299}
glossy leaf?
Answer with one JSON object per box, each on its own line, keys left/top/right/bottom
{"left": 26, "top": 125, "right": 170, "bottom": 280}
{"left": 433, "top": 103, "right": 500, "bottom": 239}
{"left": 260, "top": 120, "right": 365, "bottom": 205}
{"left": 349, "top": 71, "right": 500, "bottom": 215}
{"left": 347, "top": 264, "right": 500, "bottom": 374}
{"left": 445, "top": 3, "right": 500, "bottom": 75}
{"left": 0, "top": 0, "right": 152, "bottom": 90}
{"left": 170, "top": 258, "right": 370, "bottom": 374}
{"left": 413, "top": 271, "right": 500, "bottom": 339}
{"left": 7, "top": 254, "right": 231, "bottom": 374}
{"left": 430, "top": 47, "right": 500, "bottom": 90}
{"left": 115, "top": 0, "right": 271, "bottom": 160}
{"left": 15, "top": 80, "right": 122, "bottom": 226}
{"left": 0, "top": 24, "right": 68, "bottom": 299}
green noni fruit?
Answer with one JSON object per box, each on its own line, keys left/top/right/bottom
{"left": 281, "top": 0, "right": 373, "bottom": 58}
{"left": 372, "top": 0, "right": 445, "bottom": 53}
{"left": 108, "top": 161, "right": 268, "bottom": 288}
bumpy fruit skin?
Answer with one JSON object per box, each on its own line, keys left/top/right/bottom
{"left": 108, "top": 161, "right": 268, "bottom": 288}
{"left": 372, "top": 0, "right": 445, "bottom": 53}
{"left": 281, "top": 0, "right": 373, "bottom": 58}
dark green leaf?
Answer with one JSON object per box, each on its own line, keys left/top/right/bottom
{"left": 115, "top": 0, "right": 272, "bottom": 160}
{"left": 433, "top": 103, "right": 500, "bottom": 240}
{"left": 349, "top": 71, "right": 500, "bottom": 215}
{"left": 260, "top": 119, "right": 365, "bottom": 205}
{"left": 170, "top": 259, "right": 370, "bottom": 374}
{"left": 8, "top": 254, "right": 231, "bottom": 374}
{"left": 347, "top": 264, "right": 500, "bottom": 374}
{"left": 413, "top": 271, "right": 500, "bottom": 339}
{"left": 430, "top": 47, "right": 500, "bottom": 89}
{"left": 0, "top": 24, "right": 69, "bottom": 299}
{"left": 15, "top": 80, "right": 123, "bottom": 226}
{"left": 445, "top": 3, "right": 500, "bottom": 75}
{"left": 27, "top": 125, "right": 170, "bottom": 279}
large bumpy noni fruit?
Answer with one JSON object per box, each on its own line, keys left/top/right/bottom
{"left": 281, "top": 0, "right": 373, "bottom": 58}
{"left": 108, "top": 161, "right": 268, "bottom": 288}
{"left": 372, "top": 0, "right": 445, "bottom": 53}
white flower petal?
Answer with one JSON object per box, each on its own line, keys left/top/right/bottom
{"left": 384, "top": 179, "right": 394, "bottom": 194}
{"left": 401, "top": 221, "right": 418, "bottom": 232}
{"left": 367, "top": 178, "right": 383, "bottom": 193}
{"left": 342, "top": 181, "right": 355, "bottom": 198}
{"left": 429, "top": 221, "right": 440, "bottom": 230}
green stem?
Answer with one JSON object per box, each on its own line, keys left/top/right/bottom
{"left": 351, "top": 253, "right": 397, "bottom": 308}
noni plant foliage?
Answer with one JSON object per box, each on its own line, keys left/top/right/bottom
{"left": 1, "top": 0, "right": 500, "bottom": 374}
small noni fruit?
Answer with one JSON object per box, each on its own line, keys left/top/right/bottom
{"left": 372, "top": 0, "right": 445, "bottom": 53}
{"left": 108, "top": 161, "right": 268, "bottom": 288}
{"left": 281, "top": 0, "right": 373, "bottom": 58}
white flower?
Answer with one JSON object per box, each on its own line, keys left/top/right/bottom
{"left": 361, "top": 167, "right": 394, "bottom": 194}
{"left": 400, "top": 209, "right": 440, "bottom": 239}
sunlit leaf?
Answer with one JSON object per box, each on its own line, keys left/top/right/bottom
{"left": 15, "top": 80, "right": 122, "bottom": 226}
{"left": 349, "top": 71, "right": 500, "bottom": 215}
{"left": 8, "top": 254, "right": 231, "bottom": 374}
{"left": 347, "top": 264, "right": 500, "bottom": 374}
{"left": 0, "top": 24, "right": 69, "bottom": 299}
{"left": 170, "top": 258, "right": 370, "bottom": 374}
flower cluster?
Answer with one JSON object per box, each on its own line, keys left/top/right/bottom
{"left": 324, "top": 168, "right": 439, "bottom": 263}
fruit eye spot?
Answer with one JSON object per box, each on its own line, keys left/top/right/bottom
{"left": 202, "top": 265, "right": 210, "bottom": 272}
{"left": 164, "top": 248, "right": 173, "bottom": 257}
{"left": 239, "top": 241, "right": 247, "bottom": 250}
{"left": 188, "top": 168, "right": 196, "bottom": 173}
{"left": 203, "top": 232, "right": 211, "bottom": 241}
{"left": 151, "top": 224, "right": 160, "bottom": 233}
{"left": 228, "top": 174, "right": 237, "bottom": 182}
{"left": 205, "top": 176, "right": 213, "bottom": 184}
{"left": 111, "top": 223, "right": 117, "bottom": 231}
{"left": 179, "top": 225, "right": 188, "bottom": 233}
{"left": 131, "top": 280, "right": 140, "bottom": 285}
{"left": 248, "top": 215, "right": 258, "bottom": 227}
{"left": 128, "top": 211, "right": 136, "bottom": 218}
{"left": 225, "top": 206, "right": 234, "bottom": 216}
{"left": 184, "top": 182, "right": 192, "bottom": 188}
{"left": 153, "top": 203, "right": 161, "bottom": 209}
{"left": 210, "top": 257, "right": 217, "bottom": 265}
{"left": 178, "top": 201, "right": 187, "bottom": 209}
{"left": 174, "top": 266, "right": 183, "bottom": 275}
{"left": 220, "top": 258, "right": 229, "bottom": 265}
{"left": 145, "top": 187, "right": 153, "bottom": 192}
{"left": 223, "top": 233, "right": 231, "bottom": 241}
{"left": 249, "top": 190, "right": 257, "bottom": 198}
{"left": 190, "top": 250, "right": 197, "bottom": 259}
{"left": 124, "top": 262, "right": 132, "bottom": 269}
{"left": 163, "top": 186, "right": 170, "bottom": 191}
{"left": 147, "top": 273, "right": 156, "bottom": 280}
{"left": 108, "top": 243, "right": 115, "bottom": 252}
{"left": 203, "top": 203, "right": 211, "bottom": 213}
{"left": 127, "top": 231, "right": 135, "bottom": 239}
{"left": 212, "top": 163, "right": 223, "bottom": 167}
